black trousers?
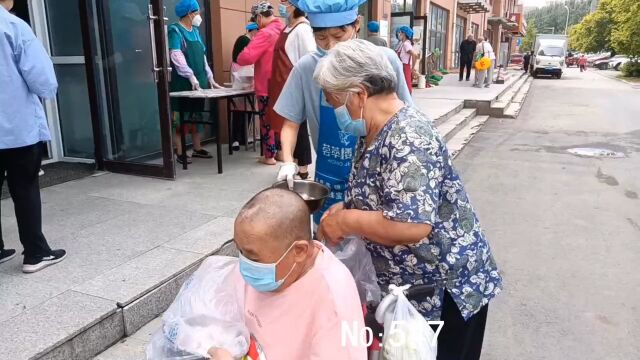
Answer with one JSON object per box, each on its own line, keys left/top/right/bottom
{"left": 459, "top": 58, "right": 473, "bottom": 80}
{"left": 0, "top": 143, "right": 52, "bottom": 258}
{"left": 436, "top": 290, "right": 489, "bottom": 360}
{"left": 293, "top": 120, "right": 312, "bottom": 167}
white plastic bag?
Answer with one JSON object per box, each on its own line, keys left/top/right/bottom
{"left": 381, "top": 285, "right": 437, "bottom": 360}
{"left": 329, "top": 236, "right": 382, "bottom": 304}
{"left": 146, "top": 256, "right": 249, "bottom": 359}
{"left": 230, "top": 62, "right": 254, "bottom": 90}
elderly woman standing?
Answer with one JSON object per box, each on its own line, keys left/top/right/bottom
{"left": 316, "top": 40, "right": 502, "bottom": 360}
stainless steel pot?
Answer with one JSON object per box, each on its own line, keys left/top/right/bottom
{"left": 272, "top": 180, "right": 330, "bottom": 213}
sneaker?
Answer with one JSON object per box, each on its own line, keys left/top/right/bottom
{"left": 232, "top": 141, "right": 240, "bottom": 151}
{"left": 484, "top": 84, "right": 491, "bottom": 88}
{"left": 23, "top": 249, "right": 66, "bottom": 273}
{"left": 0, "top": 249, "right": 16, "bottom": 264}
{"left": 176, "top": 154, "right": 192, "bottom": 164}
{"left": 192, "top": 149, "right": 213, "bottom": 159}
{"left": 38, "top": 169, "right": 45, "bottom": 176}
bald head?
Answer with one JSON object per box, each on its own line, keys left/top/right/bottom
{"left": 236, "top": 188, "right": 311, "bottom": 248}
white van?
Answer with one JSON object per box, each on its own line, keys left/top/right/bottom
{"left": 531, "top": 34, "right": 567, "bottom": 79}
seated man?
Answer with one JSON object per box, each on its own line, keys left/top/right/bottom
{"left": 212, "top": 188, "right": 366, "bottom": 359}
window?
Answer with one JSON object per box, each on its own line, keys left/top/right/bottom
{"left": 429, "top": 4, "right": 449, "bottom": 70}
{"left": 472, "top": 22, "right": 479, "bottom": 40}
{"left": 538, "top": 46, "right": 564, "bottom": 57}
{"left": 453, "top": 16, "right": 466, "bottom": 68}
{"left": 392, "top": 0, "right": 415, "bottom": 13}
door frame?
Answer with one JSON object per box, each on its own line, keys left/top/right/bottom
{"left": 27, "top": 0, "right": 94, "bottom": 164}
{"left": 80, "top": 0, "right": 175, "bottom": 179}
{"left": 414, "top": 15, "right": 428, "bottom": 74}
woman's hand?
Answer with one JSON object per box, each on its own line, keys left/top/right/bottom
{"left": 318, "top": 209, "right": 346, "bottom": 246}
{"left": 209, "top": 79, "right": 224, "bottom": 89}
{"left": 208, "top": 347, "right": 234, "bottom": 360}
{"left": 321, "top": 202, "right": 344, "bottom": 222}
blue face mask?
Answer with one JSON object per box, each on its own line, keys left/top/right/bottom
{"left": 239, "top": 242, "right": 297, "bottom": 292}
{"left": 316, "top": 45, "right": 328, "bottom": 57}
{"left": 278, "top": 4, "right": 288, "bottom": 17}
{"left": 334, "top": 94, "right": 367, "bottom": 137}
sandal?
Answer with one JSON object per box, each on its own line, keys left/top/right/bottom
{"left": 175, "top": 150, "right": 192, "bottom": 164}
{"left": 192, "top": 149, "right": 213, "bottom": 159}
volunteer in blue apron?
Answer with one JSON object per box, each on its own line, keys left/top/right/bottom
{"left": 274, "top": 0, "right": 413, "bottom": 226}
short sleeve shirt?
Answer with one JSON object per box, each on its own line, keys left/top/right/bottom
{"left": 274, "top": 46, "right": 414, "bottom": 148}
{"left": 344, "top": 106, "right": 502, "bottom": 321}
{"left": 396, "top": 40, "right": 413, "bottom": 64}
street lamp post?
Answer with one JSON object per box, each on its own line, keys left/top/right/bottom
{"left": 564, "top": 5, "right": 570, "bottom": 35}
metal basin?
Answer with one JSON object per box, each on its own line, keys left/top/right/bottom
{"left": 272, "top": 180, "right": 330, "bottom": 213}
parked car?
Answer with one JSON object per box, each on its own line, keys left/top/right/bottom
{"left": 594, "top": 58, "right": 611, "bottom": 70}
{"left": 608, "top": 55, "right": 630, "bottom": 71}
{"left": 510, "top": 53, "right": 524, "bottom": 65}
{"left": 566, "top": 55, "right": 578, "bottom": 67}
{"left": 588, "top": 53, "right": 610, "bottom": 67}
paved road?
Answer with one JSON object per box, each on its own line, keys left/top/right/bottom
{"left": 454, "top": 67, "right": 640, "bottom": 360}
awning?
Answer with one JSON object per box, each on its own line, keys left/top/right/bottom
{"left": 488, "top": 16, "right": 518, "bottom": 30}
{"left": 458, "top": 0, "right": 490, "bottom": 14}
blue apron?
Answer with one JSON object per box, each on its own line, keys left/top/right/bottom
{"left": 313, "top": 94, "right": 358, "bottom": 225}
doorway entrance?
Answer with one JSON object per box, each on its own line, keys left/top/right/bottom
{"left": 80, "top": 0, "right": 175, "bottom": 178}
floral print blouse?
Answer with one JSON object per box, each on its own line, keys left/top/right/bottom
{"left": 344, "top": 106, "right": 502, "bottom": 321}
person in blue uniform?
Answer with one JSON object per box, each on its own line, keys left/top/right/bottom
{"left": 274, "top": 0, "right": 413, "bottom": 226}
{"left": 0, "top": 0, "right": 66, "bottom": 272}
{"left": 169, "top": 0, "right": 222, "bottom": 164}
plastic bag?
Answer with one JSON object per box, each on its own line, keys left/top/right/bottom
{"left": 230, "top": 62, "right": 254, "bottom": 90}
{"left": 329, "top": 236, "right": 382, "bottom": 304}
{"left": 146, "top": 256, "right": 249, "bottom": 359}
{"left": 381, "top": 285, "right": 437, "bottom": 360}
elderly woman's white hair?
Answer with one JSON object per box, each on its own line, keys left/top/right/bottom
{"left": 313, "top": 39, "right": 397, "bottom": 96}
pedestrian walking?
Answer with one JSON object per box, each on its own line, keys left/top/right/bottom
{"left": 0, "top": 0, "right": 66, "bottom": 273}
{"left": 237, "top": 1, "right": 285, "bottom": 165}
{"left": 459, "top": 34, "right": 476, "bottom": 81}
{"left": 366, "top": 21, "right": 387, "bottom": 47}
{"left": 523, "top": 50, "right": 532, "bottom": 73}
{"left": 578, "top": 54, "right": 587, "bottom": 72}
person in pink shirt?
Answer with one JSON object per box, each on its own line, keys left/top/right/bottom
{"left": 209, "top": 188, "right": 367, "bottom": 360}
{"left": 237, "top": 2, "right": 286, "bottom": 165}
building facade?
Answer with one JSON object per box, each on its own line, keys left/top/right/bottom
{"left": 11, "top": 0, "right": 524, "bottom": 179}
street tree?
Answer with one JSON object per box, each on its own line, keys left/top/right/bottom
{"left": 568, "top": 9, "right": 613, "bottom": 54}
{"left": 610, "top": 0, "right": 640, "bottom": 58}
{"left": 521, "top": 22, "right": 537, "bottom": 52}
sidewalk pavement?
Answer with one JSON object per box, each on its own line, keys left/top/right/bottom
{"left": 414, "top": 68, "right": 521, "bottom": 102}
{"left": 0, "top": 91, "right": 471, "bottom": 359}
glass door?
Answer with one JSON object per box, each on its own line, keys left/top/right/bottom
{"left": 429, "top": 4, "right": 449, "bottom": 70}
{"left": 81, "top": 0, "right": 175, "bottom": 179}
{"left": 390, "top": 12, "right": 413, "bottom": 50}
{"left": 453, "top": 16, "right": 465, "bottom": 68}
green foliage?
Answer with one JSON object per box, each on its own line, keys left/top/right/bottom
{"left": 525, "top": 0, "right": 591, "bottom": 36}
{"left": 569, "top": 9, "right": 613, "bottom": 53}
{"left": 621, "top": 61, "right": 640, "bottom": 77}
{"left": 610, "top": 0, "right": 640, "bottom": 58}
{"left": 521, "top": 22, "right": 537, "bottom": 52}
{"left": 569, "top": 0, "right": 640, "bottom": 61}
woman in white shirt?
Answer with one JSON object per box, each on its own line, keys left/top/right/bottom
{"left": 265, "top": 1, "right": 316, "bottom": 177}
{"left": 474, "top": 36, "right": 496, "bottom": 88}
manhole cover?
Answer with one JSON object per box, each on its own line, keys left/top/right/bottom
{"left": 567, "top": 147, "right": 625, "bottom": 158}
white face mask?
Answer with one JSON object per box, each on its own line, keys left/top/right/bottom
{"left": 192, "top": 14, "right": 203, "bottom": 27}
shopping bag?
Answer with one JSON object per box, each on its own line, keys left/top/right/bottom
{"left": 231, "top": 63, "right": 254, "bottom": 90}
{"left": 475, "top": 57, "right": 492, "bottom": 70}
{"left": 329, "top": 236, "right": 382, "bottom": 305}
{"left": 146, "top": 256, "right": 250, "bottom": 359}
{"left": 381, "top": 285, "right": 437, "bottom": 360}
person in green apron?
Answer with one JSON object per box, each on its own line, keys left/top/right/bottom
{"left": 169, "top": 0, "right": 222, "bottom": 164}
{"left": 273, "top": 0, "right": 413, "bottom": 226}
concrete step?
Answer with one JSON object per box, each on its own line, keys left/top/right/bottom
{"left": 436, "top": 108, "right": 477, "bottom": 141}
{"left": 447, "top": 115, "right": 490, "bottom": 159}
{"left": 489, "top": 74, "right": 529, "bottom": 117}
{"left": 431, "top": 100, "right": 465, "bottom": 127}
{"left": 93, "top": 242, "right": 239, "bottom": 360}
{"left": 504, "top": 77, "right": 533, "bottom": 119}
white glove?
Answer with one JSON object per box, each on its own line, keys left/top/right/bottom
{"left": 189, "top": 76, "right": 201, "bottom": 91}
{"left": 209, "top": 78, "right": 224, "bottom": 89}
{"left": 277, "top": 162, "right": 298, "bottom": 190}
